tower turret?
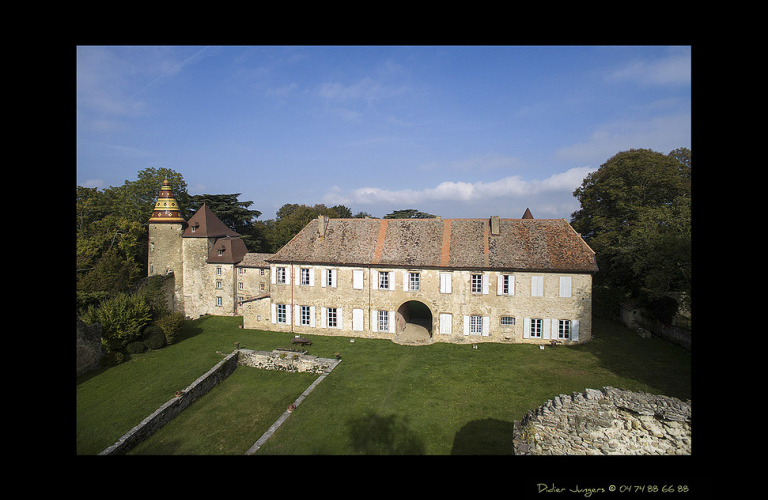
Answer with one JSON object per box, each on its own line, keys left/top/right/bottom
{"left": 148, "top": 178, "right": 185, "bottom": 223}
{"left": 147, "top": 178, "right": 186, "bottom": 313}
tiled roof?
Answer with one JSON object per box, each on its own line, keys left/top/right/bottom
{"left": 268, "top": 217, "right": 598, "bottom": 273}
{"left": 183, "top": 204, "right": 240, "bottom": 238}
{"left": 238, "top": 252, "right": 274, "bottom": 268}
{"left": 206, "top": 236, "right": 248, "bottom": 264}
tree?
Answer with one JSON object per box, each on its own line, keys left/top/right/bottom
{"left": 570, "top": 148, "right": 691, "bottom": 313}
{"left": 384, "top": 209, "right": 438, "bottom": 219}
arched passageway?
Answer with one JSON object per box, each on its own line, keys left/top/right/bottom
{"left": 395, "top": 301, "right": 433, "bottom": 344}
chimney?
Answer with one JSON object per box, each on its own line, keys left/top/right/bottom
{"left": 490, "top": 215, "right": 500, "bottom": 236}
{"left": 318, "top": 215, "right": 329, "bottom": 239}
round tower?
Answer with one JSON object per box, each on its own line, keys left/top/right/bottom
{"left": 147, "top": 179, "right": 186, "bottom": 312}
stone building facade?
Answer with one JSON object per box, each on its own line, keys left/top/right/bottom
{"left": 148, "top": 180, "right": 598, "bottom": 345}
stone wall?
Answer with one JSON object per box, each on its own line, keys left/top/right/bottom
{"left": 513, "top": 387, "right": 691, "bottom": 455}
{"left": 76, "top": 319, "right": 103, "bottom": 376}
{"left": 99, "top": 350, "right": 239, "bottom": 455}
{"left": 237, "top": 348, "right": 340, "bottom": 374}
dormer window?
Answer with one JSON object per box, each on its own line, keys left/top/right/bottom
{"left": 218, "top": 249, "right": 224, "bottom": 256}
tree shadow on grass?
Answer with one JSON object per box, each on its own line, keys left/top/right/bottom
{"left": 451, "top": 418, "right": 515, "bottom": 455}
{"left": 347, "top": 413, "right": 425, "bottom": 455}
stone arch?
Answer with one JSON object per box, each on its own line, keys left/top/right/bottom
{"left": 395, "top": 300, "right": 433, "bottom": 343}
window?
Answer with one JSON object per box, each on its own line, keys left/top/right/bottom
{"left": 530, "top": 318, "right": 542, "bottom": 338}
{"left": 379, "top": 272, "right": 390, "bottom": 290}
{"left": 216, "top": 297, "right": 223, "bottom": 307}
{"left": 216, "top": 267, "right": 222, "bottom": 276}
{"left": 470, "top": 315, "right": 482, "bottom": 335}
{"left": 260, "top": 268, "right": 265, "bottom": 276}
{"left": 440, "top": 273, "right": 452, "bottom": 293}
{"left": 218, "top": 249, "right": 224, "bottom": 256}
{"left": 531, "top": 276, "right": 543, "bottom": 297}
{"left": 471, "top": 274, "right": 483, "bottom": 293}
{"left": 327, "top": 307, "right": 337, "bottom": 328}
{"left": 501, "top": 316, "right": 516, "bottom": 326}
{"left": 260, "top": 283, "right": 265, "bottom": 292}
{"left": 277, "top": 267, "right": 286, "bottom": 284}
{"left": 301, "top": 305, "right": 311, "bottom": 326}
{"left": 498, "top": 274, "right": 514, "bottom": 295}
{"left": 409, "top": 272, "right": 420, "bottom": 291}
{"left": 237, "top": 296, "right": 243, "bottom": 308}
{"left": 238, "top": 268, "right": 243, "bottom": 275}
{"left": 326, "top": 269, "right": 335, "bottom": 287}
{"left": 559, "top": 277, "right": 572, "bottom": 297}
{"left": 277, "top": 304, "right": 287, "bottom": 324}
{"left": 238, "top": 281, "right": 243, "bottom": 290}
{"left": 558, "top": 320, "right": 571, "bottom": 339}
{"left": 378, "top": 310, "right": 389, "bottom": 332}
{"left": 216, "top": 280, "right": 222, "bottom": 289}
{"left": 301, "top": 268, "right": 311, "bottom": 285}
{"left": 353, "top": 270, "right": 364, "bottom": 289}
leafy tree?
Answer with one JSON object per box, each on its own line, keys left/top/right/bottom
{"left": 570, "top": 148, "right": 691, "bottom": 313}
{"left": 384, "top": 209, "right": 438, "bottom": 219}
{"left": 81, "top": 292, "right": 153, "bottom": 353}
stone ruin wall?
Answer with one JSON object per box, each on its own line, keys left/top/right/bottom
{"left": 513, "top": 386, "right": 691, "bottom": 455}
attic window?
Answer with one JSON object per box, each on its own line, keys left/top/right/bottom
{"left": 218, "top": 248, "right": 224, "bottom": 256}
{"left": 190, "top": 222, "right": 199, "bottom": 233}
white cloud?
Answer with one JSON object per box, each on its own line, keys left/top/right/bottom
{"left": 322, "top": 166, "right": 596, "bottom": 218}
{"left": 606, "top": 47, "right": 691, "bottom": 87}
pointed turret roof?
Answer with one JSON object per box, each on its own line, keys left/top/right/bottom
{"left": 522, "top": 208, "right": 534, "bottom": 219}
{"left": 182, "top": 203, "right": 240, "bottom": 238}
{"left": 148, "top": 179, "right": 186, "bottom": 223}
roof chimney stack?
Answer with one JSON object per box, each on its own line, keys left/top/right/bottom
{"left": 318, "top": 215, "right": 329, "bottom": 239}
{"left": 490, "top": 215, "right": 500, "bottom": 235}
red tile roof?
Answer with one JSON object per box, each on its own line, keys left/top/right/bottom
{"left": 269, "top": 217, "right": 598, "bottom": 273}
{"left": 182, "top": 204, "right": 239, "bottom": 238}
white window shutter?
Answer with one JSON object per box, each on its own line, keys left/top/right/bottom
{"left": 440, "top": 313, "right": 452, "bottom": 335}
{"left": 372, "top": 270, "right": 378, "bottom": 290}
{"left": 271, "top": 266, "right": 276, "bottom": 284}
{"left": 463, "top": 315, "right": 470, "bottom": 336}
{"left": 353, "top": 270, "right": 363, "bottom": 289}
{"left": 389, "top": 311, "right": 396, "bottom": 333}
{"left": 543, "top": 319, "right": 551, "bottom": 340}
{"left": 403, "top": 271, "right": 409, "bottom": 291}
{"left": 572, "top": 320, "right": 579, "bottom": 341}
{"left": 321, "top": 268, "right": 327, "bottom": 287}
{"left": 337, "top": 308, "right": 343, "bottom": 330}
{"left": 552, "top": 319, "right": 559, "bottom": 340}
{"left": 440, "top": 273, "right": 452, "bottom": 293}
{"left": 372, "top": 310, "right": 379, "bottom": 332}
{"left": 353, "top": 308, "right": 363, "bottom": 331}
{"left": 331, "top": 269, "right": 337, "bottom": 288}
{"left": 271, "top": 303, "right": 276, "bottom": 324}
{"left": 295, "top": 305, "right": 300, "bottom": 326}
{"left": 285, "top": 266, "right": 291, "bottom": 285}
{"left": 482, "top": 316, "right": 489, "bottom": 336}
{"left": 482, "top": 274, "right": 489, "bottom": 295}
{"left": 497, "top": 275, "right": 503, "bottom": 295}
{"left": 509, "top": 275, "right": 515, "bottom": 295}
{"left": 309, "top": 306, "right": 316, "bottom": 327}
{"left": 285, "top": 305, "right": 291, "bottom": 325}
{"left": 532, "top": 276, "right": 543, "bottom": 296}
{"left": 559, "top": 277, "right": 571, "bottom": 297}
{"left": 309, "top": 268, "right": 315, "bottom": 287}
{"left": 321, "top": 307, "right": 327, "bottom": 328}
{"left": 523, "top": 318, "right": 530, "bottom": 339}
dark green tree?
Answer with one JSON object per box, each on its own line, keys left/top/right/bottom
{"left": 384, "top": 209, "right": 438, "bottom": 219}
{"left": 570, "top": 148, "right": 691, "bottom": 314}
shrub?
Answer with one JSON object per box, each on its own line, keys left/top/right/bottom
{"left": 126, "top": 340, "right": 148, "bottom": 354}
{"left": 84, "top": 292, "right": 152, "bottom": 352}
{"left": 143, "top": 324, "right": 167, "bottom": 350}
{"left": 99, "top": 351, "right": 125, "bottom": 366}
{"left": 155, "top": 311, "right": 186, "bottom": 345}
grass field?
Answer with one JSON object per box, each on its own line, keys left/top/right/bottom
{"left": 76, "top": 315, "right": 691, "bottom": 455}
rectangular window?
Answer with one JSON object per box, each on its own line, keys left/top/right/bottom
{"left": 301, "top": 305, "right": 311, "bottom": 326}
{"left": 238, "top": 281, "right": 243, "bottom": 290}
{"left": 216, "top": 297, "right": 223, "bottom": 307}
{"left": 260, "top": 283, "right": 265, "bottom": 292}
{"left": 470, "top": 315, "right": 482, "bottom": 335}
{"left": 409, "top": 272, "right": 420, "bottom": 291}
{"left": 440, "top": 273, "right": 452, "bottom": 293}
{"left": 498, "top": 274, "right": 514, "bottom": 295}
{"left": 378, "top": 310, "right": 389, "bottom": 332}
{"left": 353, "top": 270, "right": 364, "bottom": 289}
{"left": 558, "top": 320, "right": 571, "bottom": 339}
{"left": 277, "top": 267, "right": 286, "bottom": 284}
{"left": 238, "top": 268, "right": 243, "bottom": 275}
{"left": 237, "top": 296, "right": 243, "bottom": 308}
{"left": 500, "top": 316, "right": 516, "bottom": 326}
{"left": 379, "top": 272, "right": 389, "bottom": 290}
{"left": 531, "top": 276, "right": 543, "bottom": 297}
{"left": 471, "top": 274, "right": 483, "bottom": 293}
{"left": 260, "top": 268, "right": 265, "bottom": 276}
{"left": 216, "top": 266, "right": 222, "bottom": 276}
{"left": 301, "top": 268, "right": 311, "bottom": 286}
{"left": 216, "top": 280, "right": 222, "bottom": 289}
{"left": 559, "top": 277, "right": 572, "bottom": 297}
{"left": 277, "top": 304, "right": 287, "bottom": 324}
{"left": 327, "top": 307, "right": 337, "bottom": 328}
{"left": 326, "top": 269, "right": 335, "bottom": 287}
{"left": 530, "top": 318, "right": 542, "bottom": 338}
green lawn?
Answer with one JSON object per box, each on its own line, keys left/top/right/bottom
{"left": 76, "top": 315, "right": 691, "bottom": 455}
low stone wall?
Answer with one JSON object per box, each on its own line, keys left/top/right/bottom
{"left": 513, "top": 387, "right": 691, "bottom": 455}
{"left": 237, "top": 349, "right": 340, "bottom": 374}
{"left": 99, "top": 350, "right": 239, "bottom": 455}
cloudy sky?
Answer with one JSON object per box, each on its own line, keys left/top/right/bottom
{"left": 76, "top": 45, "right": 691, "bottom": 220}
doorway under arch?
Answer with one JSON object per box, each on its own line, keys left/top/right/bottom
{"left": 395, "top": 300, "right": 433, "bottom": 344}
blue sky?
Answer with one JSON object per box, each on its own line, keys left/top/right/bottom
{"left": 76, "top": 45, "right": 691, "bottom": 220}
